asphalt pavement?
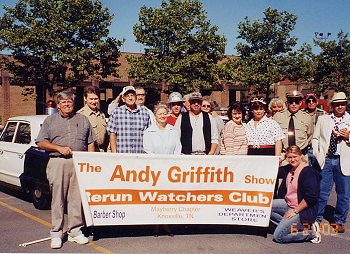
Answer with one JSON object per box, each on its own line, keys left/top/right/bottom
{"left": 0, "top": 185, "right": 350, "bottom": 254}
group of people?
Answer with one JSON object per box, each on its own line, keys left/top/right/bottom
{"left": 35, "top": 84, "right": 350, "bottom": 248}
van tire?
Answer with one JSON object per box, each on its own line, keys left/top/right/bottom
{"left": 32, "top": 183, "right": 51, "bottom": 210}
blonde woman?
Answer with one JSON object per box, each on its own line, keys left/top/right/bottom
{"left": 271, "top": 145, "right": 321, "bottom": 243}
{"left": 268, "top": 98, "right": 286, "bottom": 117}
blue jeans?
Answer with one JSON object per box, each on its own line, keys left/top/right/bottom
{"left": 271, "top": 199, "right": 313, "bottom": 243}
{"left": 317, "top": 156, "right": 350, "bottom": 225}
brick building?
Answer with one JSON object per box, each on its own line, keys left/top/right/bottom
{"left": 0, "top": 52, "right": 317, "bottom": 124}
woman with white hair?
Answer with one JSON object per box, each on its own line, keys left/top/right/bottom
{"left": 143, "top": 102, "right": 181, "bottom": 236}
{"left": 268, "top": 98, "right": 286, "bottom": 117}
{"left": 143, "top": 102, "right": 182, "bottom": 154}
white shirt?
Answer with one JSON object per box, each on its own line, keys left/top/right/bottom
{"left": 143, "top": 124, "right": 182, "bottom": 154}
{"left": 175, "top": 112, "right": 219, "bottom": 153}
{"left": 245, "top": 115, "right": 284, "bottom": 145}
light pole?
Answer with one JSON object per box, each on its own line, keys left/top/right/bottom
{"left": 315, "top": 32, "right": 331, "bottom": 42}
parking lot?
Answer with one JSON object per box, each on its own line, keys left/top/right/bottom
{"left": 1, "top": 184, "right": 350, "bottom": 254}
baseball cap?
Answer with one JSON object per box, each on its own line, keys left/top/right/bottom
{"left": 121, "top": 86, "right": 136, "bottom": 96}
{"left": 305, "top": 93, "right": 318, "bottom": 101}
{"left": 189, "top": 92, "right": 203, "bottom": 101}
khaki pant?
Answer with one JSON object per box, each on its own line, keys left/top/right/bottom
{"left": 46, "top": 158, "right": 84, "bottom": 238}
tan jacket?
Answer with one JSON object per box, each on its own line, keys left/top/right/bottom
{"left": 77, "top": 105, "right": 107, "bottom": 151}
{"left": 312, "top": 114, "right": 350, "bottom": 175}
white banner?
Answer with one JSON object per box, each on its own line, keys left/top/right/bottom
{"left": 73, "top": 152, "right": 279, "bottom": 227}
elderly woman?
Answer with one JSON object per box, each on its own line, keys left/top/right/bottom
{"left": 268, "top": 98, "right": 286, "bottom": 117}
{"left": 271, "top": 146, "right": 320, "bottom": 244}
{"left": 245, "top": 97, "right": 284, "bottom": 156}
{"left": 201, "top": 96, "right": 224, "bottom": 154}
{"left": 143, "top": 102, "right": 182, "bottom": 154}
{"left": 220, "top": 103, "right": 248, "bottom": 155}
{"left": 143, "top": 102, "right": 181, "bottom": 236}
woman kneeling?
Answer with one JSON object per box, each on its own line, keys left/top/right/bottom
{"left": 271, "top": 146, "right": 321, "bottom": 244}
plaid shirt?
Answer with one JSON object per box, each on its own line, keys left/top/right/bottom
{"left": 107, "top": 105, "right": 150, "bottom": 153}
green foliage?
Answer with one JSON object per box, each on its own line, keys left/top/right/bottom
{"left": 283, "top": 43, "right": 315, "bottom": 85}
{"left": 0, "top": 0, "right": 123, "bottom": 93}
{"left": 127, "top": 0, "right": 226, "bottom": 94}
{"left": 224, "top": 8, "right": 299, "bottom": 98}
{"left": 313, "top": 31, "right": 350, "bottom": 94}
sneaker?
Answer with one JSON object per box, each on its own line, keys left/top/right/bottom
{"left": 68, "top": 234, "right": 89, "bottom": 245}
{"left": 51, "top": 237, "right": 62, "bottom": 249}
{"left": 310, "top": 221, "right": 321, "bottom": 244}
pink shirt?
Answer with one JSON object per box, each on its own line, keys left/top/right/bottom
{"left": 285, "top": 167, "right": 303, "bottom": 208}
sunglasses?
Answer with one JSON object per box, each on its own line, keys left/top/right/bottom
{"left": 171, "top": 102, "right": 183, "bottom": 106}
{"left": 190, "top": 99, "right": 202, "bottom": 105}
{"left": 287, "top": 99, "right": 302, "bottom": 104}
{"left": 202, "top": 105, "right": 211, "bottom": 108}
{"left": 306, "top": 99, "right": 316, "bottom": 103}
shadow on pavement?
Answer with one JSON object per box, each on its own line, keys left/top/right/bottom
{"left": 0, "top": 184, "right": 31, "bottom": 203}
{"left": 90, "top": 224, "right": 270, "bottom": 241}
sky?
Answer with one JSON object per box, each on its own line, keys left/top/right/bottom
{"left": 1, "top": 0, "right": 350, "bottom": 55}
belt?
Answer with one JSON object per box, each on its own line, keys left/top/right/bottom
{"left": 49, "top": 154, "right": 72, "bottom": 159}
{"left": 327, "top": 154, "right": 340, "bottom": 158}
{"left": 248, "top": 145, "right": 274, "bottom": 149}
{"left": 191, "top": 151, "right": 206, "bottom": 155}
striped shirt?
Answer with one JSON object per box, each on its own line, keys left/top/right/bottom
{"left": 220, "top": 121, "right": 248, "bottom": 155}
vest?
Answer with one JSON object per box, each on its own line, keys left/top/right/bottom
{"left": 180, "top": 112, "right": 211, "bottom": 154}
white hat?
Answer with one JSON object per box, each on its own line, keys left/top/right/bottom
{"left": 168, "top": 92, "right": 183, "bottom": 103}
{"left": 331, "top": 92, "right": 348, "bottom": 103}
{"left": 121, "top": 86, "right": 136, "bottom": 96}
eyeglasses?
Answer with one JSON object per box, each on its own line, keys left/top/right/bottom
{"left": 290, "top": 171, "right": 295, "bottom": 183}
{"left": 287, "top": 99, "right": 302, "bottom": 104}
{"left": 251, "top": 97, "right": 266, "bottom": 105}
{"left": 202, "top": 105, "right": 211, "bottom": 108}
{"left": 306, "top": 99, "right": 316, "bottom": 103}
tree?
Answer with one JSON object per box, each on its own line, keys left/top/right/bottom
{"left": 0, "top": 0, "right": 123, "bottom": 113}
{"left": 313, "top": 31, "right": 350, "bottom": 95}
{"left": 224, "top": 8, "right": 298, "bottom": 99}
{"left": 283, "top": 43, "right": 315, "bottom": 89}
{"left": 127, "top": 0, "right": 226, "bottom": 94}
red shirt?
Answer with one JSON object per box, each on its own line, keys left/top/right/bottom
{"left": 167, "top": 115, "right": 178, "bottom": 126}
